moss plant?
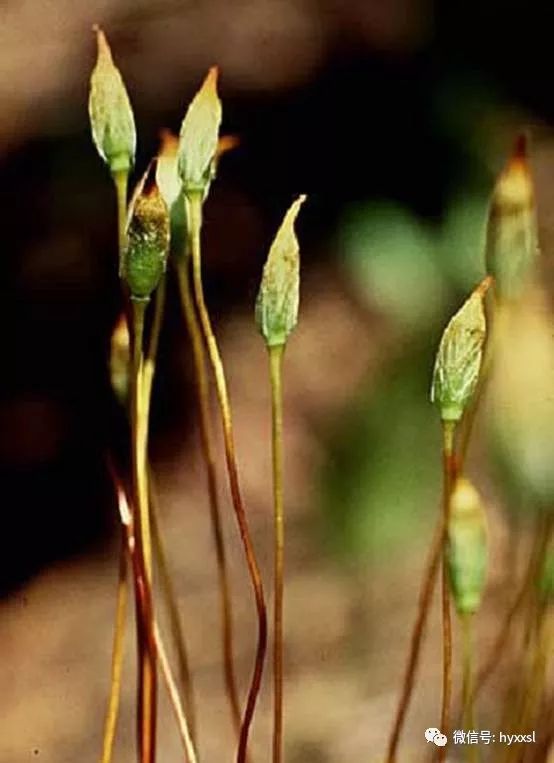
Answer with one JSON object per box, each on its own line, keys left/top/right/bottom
{"left": 88, "top": 28, "right": 159, "bottom": 763}
{"left": 158, "top": 129, "right": 242, "bottom": 738}
{"left": 430, "top": 279, "right": 489, "bottom": 760}
{"left": 89, "top": 26, "right": 136, "bottom": 276}
{"left": 178, "top": 69, "right": 268, "bottom": 763}
{"left": 255, "top": 196, "right": 305, "bottom": 763}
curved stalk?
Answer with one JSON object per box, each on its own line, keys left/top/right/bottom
{"left": 175, "top": 259, "right": 241, "bottom": 738}
{"left": 269, "top": 344, "right": 285, "bottom": 763}
{"left": 186, "top": 191, "right": 267, "bottom": 763}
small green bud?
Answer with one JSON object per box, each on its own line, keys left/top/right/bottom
{"left": 255, "top": 195, "right": 306, "bottom": 348}
{"left": 88, "top": 26, "right": 136, "bottom": 174}
{"left": 110, "top": 313, "right": 130, "bottom": 405}
{"left": 447, "top": 478, "right": 488, "bottom": 615}
{"left": 485, "top": 135, "right": 539, "bottom": 302}
{"left": 123, "top": 167, "right": 170, "bottom": 301}
{"left": 178, "top": 67, "right": 222, "bottom": 196}
{"left": 431, "top": 277, "right": 490, "bottom": 422}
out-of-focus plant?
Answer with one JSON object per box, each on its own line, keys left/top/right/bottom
{"left": 446, "top": 477, "right": 488, "bottom": 754}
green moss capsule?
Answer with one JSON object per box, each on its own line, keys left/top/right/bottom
{"left": 447, "top": 478, "right": 488, "bottom": 615}
{"left": 178, "top": 67, "right": 222, "bottom": 196}
{"left": 255, "top": 196, "right": 306, "bottom": 348}
{"left": 485, "top": 135, "right": 539, "bottom": 302}
{"left": 430, "top": 277, "right": 490, "bottom": 422}
{"left": 88, "top": 26, "right": 136, "bottom": 174}
{"left": 123, "top": 169, "right": 170, "bottom": 301}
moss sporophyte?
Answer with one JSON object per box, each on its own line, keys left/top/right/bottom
{"left": 485, "top": 134, "right": 538, "bottom": 303}
{"left": 178, "top": 67, "right": 222, "bottom": 197}
{"left": 124, "top": 168, "right": 170, "bottom": 302}
{"left": 256, "top": 197, "right": 306, "bottom": 763}
{"left": 255, "top": 196, "right": 306, "bottom": 349}
{"left": 89, "top": 26, "right": 136, "bottom": 175}
{"left": 177, "top": 68, "right": 268, "bottom": 763}
{"left": 431, "top": 276, "right": 491, "bottom": 424}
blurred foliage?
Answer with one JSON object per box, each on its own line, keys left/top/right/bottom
{"left": 319, "top": 189, "right": 493, "bottom": 559}
{"left": 321, "top": 345, "right": 441, "bottom": 558}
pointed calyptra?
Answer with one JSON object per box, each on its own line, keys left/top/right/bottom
{"left": 123, "top": 166, "right": 170, "bottom": 301}
{"left": 447, "top": 477, "right": 488, "bottom": 615}
{"left": 178, "top": 67, "right": 222, "bottom": 197}
{"left": 430, "top": 277, "right": 491, "bottom": 422}
{"left": 255, "top": 196, "right": 306, "bottom": 348}
{"left": 485, "top": 134, "right": 539, "bottom": 302}
{"left": 88, "top": 26, "right": 136, "bottom": 175}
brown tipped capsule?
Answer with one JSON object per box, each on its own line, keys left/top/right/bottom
{"left": 485, "top": 134, "right": 539, "bottom": 301}
{"left": 430, "top": 277, "right": 491, "bottom": 422}
{"left": 110, "top": 313, "right": 130, "bottom": 405}
{"left": 88, "top": 26, "right": 136, "bottom": 174}
{"left": 447, "top": 478, "right": 488, "bottom": 615}
{"left": 255, "top": 195, "right": 306, "bottom": 347}
{"left": 178, "top": 67, "right": 222, "bottom": 196}
{"left": 123, "top": 165, "right": 170, "bottom": 301}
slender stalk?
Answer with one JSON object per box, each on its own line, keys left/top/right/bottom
{"left": 110, "top": 168, "right": 157, "bottom": 763}
{"left": 112, "top": 170, "right": 129, "bottom": 277}
{"left": 99, "top": 531, "right": 129, "bottom": 763}
{"left": 438, "top": 421, "right": 455, "bottom": 763}
{"left": 154, "top": 623, "right": 199, "bottom": 763}
{"left": 385, "top": 520, "right": 443, "bottom": 763}
{"left": 268, "top": 344, "right": 285, "bottom": 763}
{"left": 99, "top": 169, "right": 130, "bottom": 763}
{"left": 131, "top": 298, "right": 157, "bottom": 763}
{"left": 143, "top": 275, "right": 167, "bottom": 404}
{"left": 175, "top": 259, "right": 242, "bottom": 738}
{"left": 460, "top": 614, "right": 478, "bottom": 763}
{"left": 149, "top": 476, "right": 198, "bottom": 744}
{"left": 186, "top": 191, "right": 268, "bottom": 763}
{"left": 139, "top": 272, "right": 200, "bottom": 749}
